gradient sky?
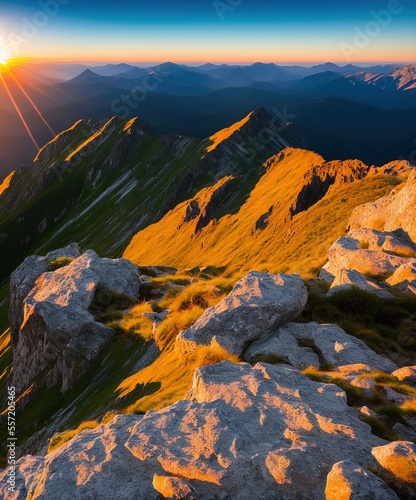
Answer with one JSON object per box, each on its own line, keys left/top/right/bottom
{"left": 0, "top": 0, "right": 415, "bottom": 64}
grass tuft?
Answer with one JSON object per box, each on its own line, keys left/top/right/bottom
{"left": 48, "top": 257, "right": 75, "bottom": 271}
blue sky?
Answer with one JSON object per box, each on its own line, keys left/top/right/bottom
{"left": 0, "top": 0, "right": 415, "bottom": 63}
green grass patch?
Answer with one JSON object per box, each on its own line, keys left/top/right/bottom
{"left": 48, "top": 257, "right": 75, "bottom": 271}
{"left": 359, "top": 415, "right": 400, "bottom": 442}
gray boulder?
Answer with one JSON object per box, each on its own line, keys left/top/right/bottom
{"left": 328, "top": 269, "right": 394, "bottom": 299}
{"left": 9, "top": 243, "right": 81, "bottom": 344}
{"left": 10, "top": 249, "right": 140, "bottom": 396}
{"left": 244, "top": 325, "right": 320, "bottom": 369}
{"left": 325, "top": 460, "right": 399, "bottom": 499}
{"left": 175, "top": 272, "right": 308, "bottom": 355}
{"left": 0, "top": 362, "right": 390, "bottom": 500}
{"left": 323, "top": 233, "right": 416, "bottom": 280}
{"left": 246, "top": 322, "right": 397, "bottom": 373}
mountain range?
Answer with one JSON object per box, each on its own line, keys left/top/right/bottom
{"left": 1, "top": 62, "right": 415, "bottom": 179}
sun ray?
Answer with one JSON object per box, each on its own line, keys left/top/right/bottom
{"left": 0, "top": 71, "right": 40, "bottom": 150}
{"left": 5, "top": 66, "right": 56, "bottom": 136}
{"left": 14, "top": 65, "right": 79, "bottom": 103}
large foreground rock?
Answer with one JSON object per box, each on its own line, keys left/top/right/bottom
{"left": 9, "top": 243, "right": 81, "bottom": 340}
{"left": 176, "top": 272, "right": 308, "bottom": 355}
{"left": 0, "top": 362, "right": 390, "bottom": 499}
{"left": 10, "top": 248, "right": 140, "bottom": 396}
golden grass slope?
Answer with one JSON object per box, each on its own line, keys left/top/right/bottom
{"left": 124, "top": 148, "right": 409, "bottom": 277}
{"left": 0, "top": 171, "right": 15, "bottom": 196}
{"left": 206, "top": 111, "right": 253, "bottom": 153}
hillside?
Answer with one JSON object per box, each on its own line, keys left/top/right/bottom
{"left": 124, "top": 149, "right": 412, "bottom": 276}
{"left": 0, "top": 108, "right": 291, "bottom": 284}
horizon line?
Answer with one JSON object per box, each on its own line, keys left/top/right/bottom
{"left": 25, "top": 59, "right": 416, "bottom": 68}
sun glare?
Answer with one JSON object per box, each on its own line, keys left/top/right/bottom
{"left": 0, "top": 57, "right": 7, "bottom": 66}
{"left": 0, "top": 46, "right": 9, "bottom": 66}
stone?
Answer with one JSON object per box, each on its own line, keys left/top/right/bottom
{"left": 393, "top": 423, "right": 416, "bottom": 442}
{"left": 383, "top": 387, "right": 413, "bottom": 406}
{"left": 372, "top": 441, "right": 416, "bottom": 484}
{"left": 0, "top": 362, "right": 390, "bottom": 500}
{"left": 10, "top": 249, "right": 141, "bottom": 397}
{"left": 350, "top": 377, "right": 376, "bottom": 397}
{"left": 275, "top": 323, "right": 397, "bottom": 373}
{"left": 152, "top": 475, "right": 224, "bottom": 499}
{"left": 387, "top": 262, "right": 416, "bottom": 287}
{"left": 325, "top": 460, "right": 399, "bottom": 499}
{"left": 175, "top": 272, "right": 308, "bottom": 356}
{"left": 392, "top": 366, "right": 416, "bottom": 384}
{"left": 328, "top": 269, "right": 394, "bottom": 299}
{"left": 349, "top": 169, "right": 416, "bottom": 241}
{"left": 348, "top": 228, "right": 416, "bottom": 256}
{"left": 244, "top": 326, "right": 320, "bottom": 369}
{"left": 359, "top": 406, "right": 377, "bottom": 418}
{"left": 337, "top": 364, "right": 372, "bottom": 380}
{"left": 9, "top": 243, "right": 81, "bottom": 344}
{"left": 324, "top": 233, "right": 416, "bottom": 280}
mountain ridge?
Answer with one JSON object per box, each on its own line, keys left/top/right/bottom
{"left": 0, "top": 108, "right": 292, "bottom": 283}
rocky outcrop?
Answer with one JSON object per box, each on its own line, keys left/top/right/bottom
{"left": 349, "top": 170, "right": 416, "bottom": 241}
{"left": 10, "top": 247, "right": 140, "bottom": 397}
{"left": 176, "top": 272, "right": 308, "bottom": 355}
{"left": 290, "top": 160, "right": 370, "bottom": 216}
{"left": 182, "top": 176, "right": 235, "bottom": 233}
{"left": 321, "top": 226, "right": 416, "bottom": 297}
{"left": 325, "top": 460, "right": 399, "bottom": 500}
{"left": 323, "top": 229, "right": 416, "bottom": 280}
{"left": 0, "top": 362, "right": 391, "bottom": 499}
{"left": 244, "top": 322, "right": 397, "bottom": 373}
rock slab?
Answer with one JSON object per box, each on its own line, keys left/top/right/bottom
{"left": 176, "top": 272, "right": 308, "bottom": 355}
{"left": 0, "top": 361, "right": 389, "bottom": 500}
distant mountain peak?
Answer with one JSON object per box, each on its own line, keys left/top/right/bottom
{"left": 69, "top": 69, "right": 101, "bottom": 82}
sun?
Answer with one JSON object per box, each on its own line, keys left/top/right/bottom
{"left": 0, "top": 46, "right": 9, "bottom": 65}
